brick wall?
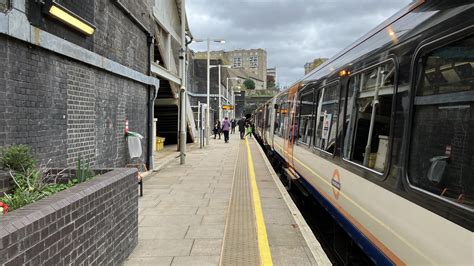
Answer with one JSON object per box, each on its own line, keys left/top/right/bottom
{"left": 0, "top": 168, "right": 138, "bottom": 265}
{"left": 26, "top": 0, "right": 154, "bottom": 75}
{"left": 0, "top": 170, "right": 10, "bottom": 194}
{"left": 93, "top": 0, "right": 153, "bottom": 74}
{"left": 0, "top": 35, "right": 148, "bottom": 168}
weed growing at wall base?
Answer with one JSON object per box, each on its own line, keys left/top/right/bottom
{"left": 0, "top": 146, "right": 96, "bottom": 213}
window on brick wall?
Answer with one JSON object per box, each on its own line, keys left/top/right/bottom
{"left": 250, "top": 56, "right": 258, "bottom": 68}
{"left": 408, "top": 35, "right": 474, "bottom": 208}
{"left": 232, "top": 57, "right": 241, "bottom": 68}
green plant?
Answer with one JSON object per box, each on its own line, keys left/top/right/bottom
{"left": 10, "top": 167, "right": 46, "bottom": 193}
{"left": 40, "top": 183, "right": 71, "bottom": 197}
{"left": 2, "top": 190, "right": 43, "bottom": 210}
{"left": 0, "top": 153, "right": 98, "bottom": 214}
{"left": 0, "top": 145, "right": 36, "bottom": 172}
{"left": 76, "top": 157, "right": 94, "bottom": 183}
{"left": 243, "top": 79, "right": 256, "bottom": 90}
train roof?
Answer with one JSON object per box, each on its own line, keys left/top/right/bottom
{"left": 274, "top": 0, "right": 474, "bottom": 99}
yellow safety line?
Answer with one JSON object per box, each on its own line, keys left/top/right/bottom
{"left": 245, "top": 138, "right": 273, "bottom": 266}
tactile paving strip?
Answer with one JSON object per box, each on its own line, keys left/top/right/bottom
{"left": 220, "top": 141, "right": 260, "bottom": 265}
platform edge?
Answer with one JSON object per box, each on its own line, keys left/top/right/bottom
{"left": 252, "top": 139, "right": 332, "bottom": 266}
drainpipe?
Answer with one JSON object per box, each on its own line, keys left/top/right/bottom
{"left": 147, "top": 36, "right": 157, "bottom": 170}
{"left": 114, "top": 0, "right": 157, "bottom": 169}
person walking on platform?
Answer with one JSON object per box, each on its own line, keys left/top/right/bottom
{"left": 213, "top": 120, "right": 221, "bottom": 139}
{"left": 221, "top": 117, "right": 231, "bottom": 143}
{"left": 231, "top": 119, "right": 236, "bottom": 134}
{"left": 245, "top": 120, "right": 253, "bottom": 138}
{"left": 238, "top": 117, "right": 246, "bottom": 139}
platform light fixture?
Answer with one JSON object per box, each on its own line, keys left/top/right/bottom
{"left": 47, "top": 2, "right": 95, "bottom": 35}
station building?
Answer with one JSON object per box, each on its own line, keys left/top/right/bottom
{"left": 0, "top": 0, "right": 195, "bottom": 170}
{"left": 195, "top": 48, "right": 268, "bottom": 90}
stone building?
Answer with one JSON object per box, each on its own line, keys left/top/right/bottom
{"left": 0, "top": 0, "right": 192, "bottom": 169}
{"left": 267, "top": 67, "right": 277, "bottom": 89}
{"left": 304, "top": 58, "right": 328, "bottom": 74}
{"left": 195, "top": 48, "right": 267, "bottom": 89}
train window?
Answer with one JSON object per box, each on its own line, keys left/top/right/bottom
{"left": 343, "top": 61, "right": 395, "bottom": 173}
{"left": 314, "top": 81, "right": 340, "bottom": 153}
{"left": 275, "top": 94, "right": 288, "bottom": 137}
{"left": 296, "top": 87, "right": 315, "bottom": 145}
{"left": 265, "top": 104, "right": 271, "bottom": 130}
{"left": 408, "top": 35, "right": 474, "bottom": 208}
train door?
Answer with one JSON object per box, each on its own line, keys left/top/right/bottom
{"left": 284, "top": 83, "right": 301, "bottom": 168}
{"left": 269, "top": 98, "right": 277, "bottom": 148}
{"left": 263, "top": 103, "right": 269, "bottom": 144}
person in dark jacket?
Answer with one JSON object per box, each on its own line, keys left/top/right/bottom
{"left": 213, "top": 120, "right": 221, "bottom": 139}
{"left": 231, "top": 119, "right": 237, "bottom": 134}
{"left": 237, "top": 117, "right": 246, "bottom": 139}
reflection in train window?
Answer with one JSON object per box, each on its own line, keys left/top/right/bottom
{"left": 265, "top": 104, "right": 271, "bottom": 131}
{"left": 343, "top": 62, "right": 395, "bottom": 173}
{"left": 314, "top": 81, "right": 340, "bottom": 153}
{"left": 275, "top": 94, "right": 288, "bottom": 137}
{"left": 296, "top": 87, "right": 315, "bottom": 145}
{"left": 409, "top": 35, "right": 474, "bottom": 208}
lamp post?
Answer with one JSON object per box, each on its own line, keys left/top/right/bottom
{"left": 179, "top": 0, "right": 186, "bottom": 164}
{"left": 210, "top": 64, "right": 231, "bottom": 122}
{"left": 226, "top": 77, "right": 240, "bottom": 119}
{"left": 192, "top": 38, "right": 225, "bottom": 145}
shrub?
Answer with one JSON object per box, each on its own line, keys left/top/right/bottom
{"left": 76, "top": 157, "right": 94, "bottom": 183}
{"left": 0, "top": 145, "right": 36, "bottom": 172}
{"left": 0, "top": 156, "right": 96, "bottom": 213}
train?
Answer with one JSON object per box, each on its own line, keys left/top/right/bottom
{"left": 253, "top": 0, "right": 473, "bottom": 264}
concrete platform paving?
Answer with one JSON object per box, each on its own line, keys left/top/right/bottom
{"left": 124, "top": 133, "right": 330, "bottom": 266}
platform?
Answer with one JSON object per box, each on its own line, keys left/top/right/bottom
{"left": 124, "top": 133, "right": 330, "bottom": 265}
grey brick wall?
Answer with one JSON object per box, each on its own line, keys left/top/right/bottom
{"left": 0, "top": 168, "right": 139, "bottom": 265}
{"left": 26, "top": 0, "right": 154, "bottom": 75}
{"left": 66, "top": 66, "right": 96, "bottom": 167}
{"left": 93, "top": 0, "right": 154, "bottom": 75}
{"left": 0, "top": 35, "right": 148, "bottom": 168}
{"left": 0, "top": 170, "right": 10, "bottom": 194}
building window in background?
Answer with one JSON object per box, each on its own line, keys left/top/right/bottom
{"left": 0, "top": 0, "right": 9, "bottom": 12}
{"left": 250, "top": 56, "right": 258, "bottom": 68}
{"left": 233, "top": 57, "right": 241, "bottom": 68}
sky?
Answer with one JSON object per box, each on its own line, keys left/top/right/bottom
{"left": 187, "top": 0, "right": 413, "bottom": 88}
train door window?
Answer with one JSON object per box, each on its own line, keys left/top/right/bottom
{"left": 408, "top": 35, "right": 474, "bottom": 208}
{"left": 314, "top": 81, "right": 340, "bottom": 153}
{"left": 265, "top": 104, "right": 271, "bottom": 130}
{"left": 343, "top": 61, "right": 395, "bottom": 173}
{"left": 276, "top": 93, "right": 288, "bottom": 137}
{"left": 275, "top": 98, "right": 282, "bottom": 136}
{"left": 297, "top": 87, "right": 315, "bottom": 145}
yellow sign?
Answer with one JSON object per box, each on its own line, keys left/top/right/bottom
{"left": 222, "top": 105, "right": 233, "bottom": 110}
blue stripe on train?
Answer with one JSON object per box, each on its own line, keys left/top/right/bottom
{"left": 297, "top": 177, "right": 394, "bottom": 265}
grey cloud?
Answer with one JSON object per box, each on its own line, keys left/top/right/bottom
{"left": 187, "top": 0, "right": 412, "bottom": 87}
